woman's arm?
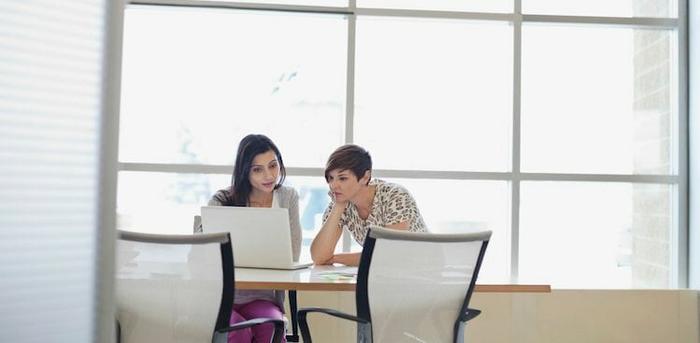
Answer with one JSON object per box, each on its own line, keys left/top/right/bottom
{"left": 310, "top": 201, "right": 346, "bottom": 265}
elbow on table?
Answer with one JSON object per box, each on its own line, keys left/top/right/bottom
{"left": 311, "top": 251, "right": 333, "bottom": 265}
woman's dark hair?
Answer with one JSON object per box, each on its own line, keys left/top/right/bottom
{"left": 324, "top": 144, "right": 372, "bottom": 185}
{"left": 225, "top": 134, "right": 286, "bottom": 206}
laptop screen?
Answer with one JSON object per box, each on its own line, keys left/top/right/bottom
{"left": 200, "top": 206, "right": 302, "bottom": 269}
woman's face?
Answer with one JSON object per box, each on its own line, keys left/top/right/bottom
{"left": 326, "top": 168, "right": 369, "bottom": 202}
{"left": 248, "top": 150, "right": 280, "bottom": 194}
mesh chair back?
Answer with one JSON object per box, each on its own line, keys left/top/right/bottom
{"left": 115, "top": 231, "right": 233, "bottom": 343}
{"left": 360, "top": 227, "right": 491, "bottom": 343}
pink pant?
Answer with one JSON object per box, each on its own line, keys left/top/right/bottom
{"left": 228, "top": 300, "right": 286, "bottom": 343}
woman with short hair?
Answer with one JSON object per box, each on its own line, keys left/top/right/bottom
{"left": 310, "top": 144, "right": 427, "bottom": 266}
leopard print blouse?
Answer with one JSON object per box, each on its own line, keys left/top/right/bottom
{"left": 322, "top": 179, "right": 427, "bottom": 245}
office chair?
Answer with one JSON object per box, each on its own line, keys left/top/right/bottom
{"left": 193, "top": 214, "right": 301, "bottom": 342}
{"left": 298, "top": 226, "right": 491, "bottom": 343}
{"left": 115, "top": 230, "right": 285, "bottom": 343}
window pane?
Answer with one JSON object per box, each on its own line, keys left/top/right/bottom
{"left": 522, "top": 25, "right": 675, "bottom": 174}
{"left": 520, "top": 182, "right": 673, "bottom": 288}
{"left": 117, "top": 172, "right": 224, "bottom": 234}
{"left": 356, "top": 178, "right": 512, "bottom": 283}
{"left": 355, "top": 17, "right": 513, "bottom": 171}
{"left": 357, "top": 0, "right": 512, "bottom": 13}
{"left": 523, "top": 0, "right": 677, "bottom": 18}
{"left": 117, "top": 172, "right": 327, "bottom": 261}
{"left": 119, "top": 6, "right": 347, "bottom": 167}
{"left": 285, "top": 176, "right": 332, "bottom": 261}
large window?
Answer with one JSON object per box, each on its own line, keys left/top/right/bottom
{"left": 118, "top": 0, "right": 685, "bottom": 288}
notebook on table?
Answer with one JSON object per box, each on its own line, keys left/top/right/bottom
{"left": 201, "top": 206, "right": 312, "bottom": 270}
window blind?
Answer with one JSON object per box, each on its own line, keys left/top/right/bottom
{"left": 0, "top": 1, "right": 112, "bottom": 342}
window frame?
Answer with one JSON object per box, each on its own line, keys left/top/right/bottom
{"left": 119, "top": 0, "right": 689, "bottom": 287}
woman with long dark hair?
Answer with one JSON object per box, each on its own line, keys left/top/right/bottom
{"left": 209, "top": 134, "right": 300, "bottom": 343}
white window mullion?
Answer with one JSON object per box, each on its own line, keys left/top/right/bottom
{"left": 130, "top": 0, "right": 350, "bottom": 14}
{"left": 510, "top": 0, "right": 523, "bottom": 284}
{"left": 344, "top": 4, "right": 356, "bottom": 145}
{"left": 674, "top": 0, "right": 689, "bottom": 288}
{"left": 688, "top": 0, "right": 700, "bottom": 289}
{"left": 95, "top": 0, "right": 124, "bottom": 340}
{"left": 342, "top": 3, "right": 356, "bottom": 253}
{"left": 118, "top": 162, "right": 681, "bottom": 184}
{"left": 522, "top": 14, "right": 677, "bottom": 28}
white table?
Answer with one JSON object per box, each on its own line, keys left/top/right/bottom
{"left": 234, "top": 265, "right": 551, "bottom": 293}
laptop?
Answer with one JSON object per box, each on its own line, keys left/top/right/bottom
{"left": 200, "top": 206, "right": 312, "bottom": 270}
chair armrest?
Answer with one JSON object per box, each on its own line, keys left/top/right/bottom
{"left": 459, "top": 308, "right": 481, "bottom": 323}
{"left": 298, "top": 307, "right": 369, "bottom": 324}
{"left": 217, "top": 317, "right": 286, "bottom": 333}
{"left": 298, "top": 307, "right": 371, "bottom": 343}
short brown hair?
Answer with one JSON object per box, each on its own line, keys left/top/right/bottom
{"left": 324, "top": 144, "right": 372, "bottom": 184}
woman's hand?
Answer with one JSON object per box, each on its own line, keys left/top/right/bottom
{"left": 328, "top": 190, "right": 348, "bottom": 210}
{"left": 330, "top": 252, "right": 361, "bottom": 267}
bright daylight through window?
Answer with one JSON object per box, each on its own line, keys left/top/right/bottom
{"left": 118, "top": 0, "right": 682, "bottom": 288}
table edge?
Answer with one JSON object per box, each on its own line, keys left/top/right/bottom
{"left": 236, "top": 281, "right": 551, "bottom": 293}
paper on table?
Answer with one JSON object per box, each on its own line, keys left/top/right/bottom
{"left": 315, "top": 267, "right": 358, "bottom": 280}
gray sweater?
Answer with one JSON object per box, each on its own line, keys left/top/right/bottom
{"left": 208, "top": 185, "right": 302, "bottom": 310}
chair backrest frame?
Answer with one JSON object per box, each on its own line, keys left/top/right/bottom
{"left": 356, "top": 226, "right": 491, "bottom": 343}
{"left": 454, "top": 237, "right": 489, "bottom": 342}
{"left": 116, "top": 230, "right": 236, "bottom": 341}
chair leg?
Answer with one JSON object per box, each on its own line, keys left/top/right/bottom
{"left": 115, "top": 319, "right": 121, "bottom": 343}
{"left": 298, "top": 310, "right": 313, "bottom": 343}
{"left": 286, "top": 290, "right": 300, "bottom": 342}
{"left": 453, "top": 321, "right": 465, "bottom": 343}
{"left": 271, "top": 320, "right": 286, "bottom": 343}
{"left": 357, "top": 322, "right": 372, "bottom": 343}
